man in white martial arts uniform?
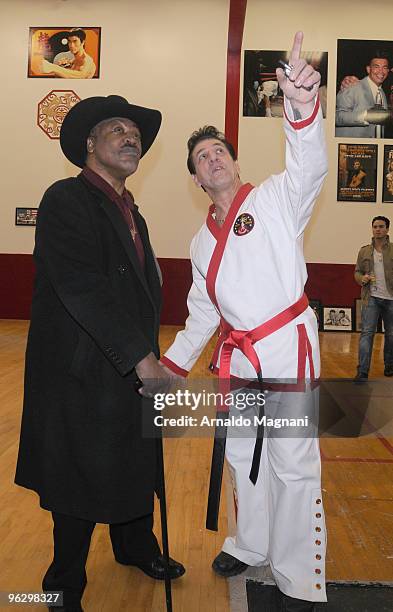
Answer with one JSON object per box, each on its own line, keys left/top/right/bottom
{"left": 161, "top": 32, "right": 327, "bottom": 611}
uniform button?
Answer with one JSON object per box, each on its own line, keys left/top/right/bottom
{"left": 316, "top": 554, "right": 321, "bottom": 560}
{"left": 315, "top": 569, "right": 321, "bottom": 574}
{"left": 315, "top": 527, "right": 321, "bottom": 532}
{"left": 316, "top": 513, "right": 321, "bottom": 518}
{"left": 315, "top": 584, "right": 321, "bottom": 590}
{"left": 315, "top": 540, "right": 321, "bottom": 545}
{"left": 316, "top": 499, "right": 321, "bottom": 504}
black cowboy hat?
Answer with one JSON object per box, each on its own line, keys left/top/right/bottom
{"left": 60, "top": 95, "right": 162, "bottom": 168}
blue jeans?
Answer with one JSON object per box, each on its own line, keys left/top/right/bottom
{"left": 358, "top": 296, "right": 393, "bottom": 373}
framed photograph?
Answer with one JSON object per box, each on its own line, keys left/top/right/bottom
{"left": 15, "top": 208, "right": 38, "bottom": 226}
{"left": 354, "top": 298, "right": 362, "bottom": 332}
{"left": 323, "top": 306, "right": 353, "bottom": 332}
{"left": 337, "top": 143, "right": 377, "bottom": 202}
{"left": 309, "top": 299, "right": 323, "bottom": 331}
{"left": 243, "top": 49, "right": 328, "bottom": 118}
{"left": 382, "top": 145, "right": 393, "bottom": 202}
{"left": 336, "top": 38, "right": 393, "bottom": 139}
{"left": 28, "top": 27, "right": 101, "bottom": 78}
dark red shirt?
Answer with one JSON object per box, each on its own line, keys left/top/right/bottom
{"left": 81, "top": 166, "right": 145, "bottom": 270}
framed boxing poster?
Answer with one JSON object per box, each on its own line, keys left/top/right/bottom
{"left": 382, "top": 145, "right": 393, "bottom": 203}
{"left": 323, "top": 306, "right": 353, "bottom": 332}
{"left": 243, "top": 49, "right": 328, "bottom": 118}
{"left": 337, "top": 143, "right": 377, "bottom": 202}
{"left": 28, "top": 27, "right": 101, "bottom": 78}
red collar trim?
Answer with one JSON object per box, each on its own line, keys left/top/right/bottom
{"left": 205, "top": 182, "right": 254, "bottom": 311}
{"left": 206, "top": 182, "right": 255, "bottom": 240}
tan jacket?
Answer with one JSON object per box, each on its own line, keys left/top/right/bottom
{"left": 354, "top": 236, "right": 393, "bottom": 304}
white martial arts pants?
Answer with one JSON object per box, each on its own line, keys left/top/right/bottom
{"left": 221, "top": 387, "right": 327, "bottom": 602}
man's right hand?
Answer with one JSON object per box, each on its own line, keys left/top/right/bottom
{"left": 340, "top": 75, "right": 359, "bottom": 91}
{"left": 135, "top": 352, "right": 171, "bottom": 398}
{"left": 361, "top": 274, "right": 371, "bottom": 285}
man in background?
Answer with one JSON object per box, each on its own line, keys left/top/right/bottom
{"left": 354, "top": 216, "right": 393, "bottom": 381}
{"left": 336, "top": 51, "right": 391, "bottom": 137}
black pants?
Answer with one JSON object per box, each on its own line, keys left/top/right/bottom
{"left": 42, "top": 511, "right": 160, "bottom": 607}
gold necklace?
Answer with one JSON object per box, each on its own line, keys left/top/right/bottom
{"left": 128, "top": 208, "right": 137, "bottom": 240}
{"left": 214, "top": 208, "right": 226, "bottom": 225}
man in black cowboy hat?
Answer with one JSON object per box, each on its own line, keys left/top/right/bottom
{"left": 15, "top": 95, "right": 185, "bottom": 611}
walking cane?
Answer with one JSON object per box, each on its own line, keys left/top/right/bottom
{"left": 157, "top": 435, "right": 173, "bottom": 612}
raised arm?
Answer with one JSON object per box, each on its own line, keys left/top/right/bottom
{"left": 258, "top": 32, "right": 327, "bottom": 237}
{"left": 276, "top": 31, "right": 320, "bottom": 120}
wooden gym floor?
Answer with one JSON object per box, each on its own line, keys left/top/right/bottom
{"left": 0, "top": 320, "right": 392, "bottom": 611}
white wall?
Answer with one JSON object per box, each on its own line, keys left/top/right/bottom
{"left": 1, "top": 0, "right": 393, "bottom": 262}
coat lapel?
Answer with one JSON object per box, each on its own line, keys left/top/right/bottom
{"left": 79, "top": 176, "right": 157, "bottom": 310}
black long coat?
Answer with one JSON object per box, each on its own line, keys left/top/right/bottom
{"left": 15, "top": 175, "right": 162, "bottom": 523}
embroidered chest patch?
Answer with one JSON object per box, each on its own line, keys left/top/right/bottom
{"left": 233, "top": 213, "right": 254, "bottom": 236}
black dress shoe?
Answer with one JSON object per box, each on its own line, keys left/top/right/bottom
{"left": 353, "top": 370, "right": 368, "bottom": 383}
{"left": 279, "top": 592, "right": 316, "bottom": 611}
{"left": 384, "top": 364, "right": 393, "bottom": 376}
{"left": 127, "top": 554, "right": 185, "bottom": 580}
{"left": 212, "top": 551, "right": 248, "bottom": 577}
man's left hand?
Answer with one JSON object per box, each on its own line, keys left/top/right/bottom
{"left": 276, "top": 32, "right": 320, "bottom": 108}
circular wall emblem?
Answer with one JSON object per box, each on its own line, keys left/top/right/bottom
{"left": 37, "top": 90, "right": 81, "bottom": 139}
{"left": 233, "top": 213, "right": 254, "bottom": 236}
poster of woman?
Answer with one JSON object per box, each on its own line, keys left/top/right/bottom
{"left": 28, "top": 27, "right": 101, "bottom": 78}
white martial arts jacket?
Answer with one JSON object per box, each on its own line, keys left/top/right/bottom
{"left": 163, "top": 98, "right": 327, "bottom": 382}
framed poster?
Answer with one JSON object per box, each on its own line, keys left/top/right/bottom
{"left": 382, "top": 145, "right": 393, "bottom": 202}
{"left": 336, "top": 39, "right": 393, "bottom": 139}
{"left": 337, "top": 143, "right": 377, "bottom": 202}
{"left": 323, "top": 307, "right": 353, "bottom": 331}
{"left": 28, "top": 27, "right": 101, "bottom": 78}
{"left": 15, "top": 208, "right": 38, "bottom": 226}
{"left": 309, "top": 299, "right": 323, "bottom": 331}
{"left": 243, "top": 49, "right": 328, "bottom": 118}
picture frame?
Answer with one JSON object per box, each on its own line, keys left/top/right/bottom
{"left": 15, "top": 208, "right": 38, "bottom": 226}
{"left": 354, "top": 298, "right": 362, "bottom": 332}
{"left": 309, "top": 299, "right": 323, "bottom": 331}
{"left": 243, "top": 49, "right": 328, "bottom": 118}
{"left": 28, "top": 27, "right": 101, "bottom": 78}
{"left": 337, "top": 143, "right": 377, "bottom": 203}
{"left": 323, "top": 306, "right": 353, "bottom": 332}
{"left": 336, "top": 38, "right": 393, "bottom": 139}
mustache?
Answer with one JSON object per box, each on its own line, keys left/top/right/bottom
{"left": 121, "top": 143, "right": 140, "bottom": 153}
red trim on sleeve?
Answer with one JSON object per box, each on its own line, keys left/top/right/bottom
{"left": 206, "top": 183, "right": 254, "bottom": 310}
{"left": 160, "top": 356, "right": 189, "bottom": 378}
{"left": 284, "top": 95, "right": 320, "bottom": 131}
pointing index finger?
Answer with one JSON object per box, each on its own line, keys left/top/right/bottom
{"left": 289, "top": 31, "right": 304, "bottom": 64}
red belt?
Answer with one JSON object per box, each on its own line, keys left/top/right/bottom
{"left": 210, "top": 293, "right": 309, "bottom": 382}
